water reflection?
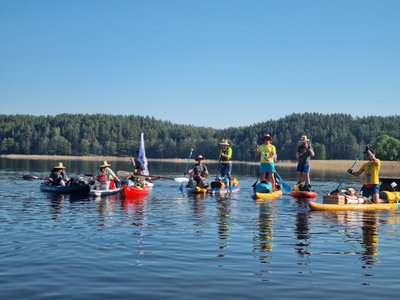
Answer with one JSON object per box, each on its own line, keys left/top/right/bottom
{"left": 361, "top": 212, "right": 379, "bottom": 263}
{"left": 45, "top": 193, "right": 65, "bottom": 220}
{"left": 216, "top": 197, "right": 232, "bottom": 254}
{"left": 319, "top": 211, "right": 380, "bottom": 266}
{"left": 122, "top": 196, "right": 147, "bottom": 227}
{"left": 255, "top": 201, "right": 275, "bottom": 258}
{"left": 294, "top": 199, "right": 312, "bottom": 256}
{"left": 95, "top": 194, "right": 119, "bottom": 226}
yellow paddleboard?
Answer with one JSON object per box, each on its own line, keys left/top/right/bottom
{"left": 255, "top": 189, "right": 283, "bottom": 199}
{"left": 309, "top": 202, "right": 400, "bottom": 211}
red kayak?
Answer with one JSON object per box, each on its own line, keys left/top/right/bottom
{"left": 121, "top": 184, "right": 152, "bottom": 198}
{"left": 290, "top": 191, "right": 318, "bottom": 198}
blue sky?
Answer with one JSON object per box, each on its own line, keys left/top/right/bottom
{"left": 0, "top": 0, "right": 399, "bottom": 129}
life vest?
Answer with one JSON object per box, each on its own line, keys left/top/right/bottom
{"left": 220, "top": 147, "right": 232, "bottom": 162}
{"left": 231, "top": 177, "right": 239, "bottom": 187}
{"left": 97, "top": 174, "right": 108, "bottom": 182}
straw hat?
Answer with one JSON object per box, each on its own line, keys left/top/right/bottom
{"left": 53, "top": 162, "right": 65, "bottom": 169}
{"left": 300, "top": 135, "right": 310, "bottom": 142}
{"left": 99, "top": 161, "right": 111, "bottom": 168}
{"left": 195, "top": 155, "right": 205, "bottom": 161}
{"left": 219, "top": 139, "right": 230, "bottom": 146}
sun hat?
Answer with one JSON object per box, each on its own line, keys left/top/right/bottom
{"left": 346, "top": 188, "right": 356, "bottom": 196}
{"left": 263, "top": 134, "right": 273, "bottom": 141}
{"left": 219, "top": 139, "right": 230, "bottom": 146}
{"left": 99, "top": 161, "right": 111, "bottom": 168}
{"left": 195, "top": 155, "right": 205, "bottom": 161}
{"left": 300, "top": 135, "right": 310, "bottom": 142}
{"left": 53, "top": 162, "right": 65, "bottom": 169}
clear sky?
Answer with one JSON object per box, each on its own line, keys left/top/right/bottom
{"left": 0, "top": 0, "right": 399, "bottom": 129}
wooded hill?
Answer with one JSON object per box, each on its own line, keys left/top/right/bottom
{"left": 1, "top": 113, "right": 400, "bottom": 161}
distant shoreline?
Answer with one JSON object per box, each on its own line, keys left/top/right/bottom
{"left": 1, "top": 154, "right": 399, "bottom": 174}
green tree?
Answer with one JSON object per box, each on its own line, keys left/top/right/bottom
{"left": 373, "top": 135, "right": 400, "bottom": 161}
{"left": 313, "top": 142, "right": 326, "bottom": 160}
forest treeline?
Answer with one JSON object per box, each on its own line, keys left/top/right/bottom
{"left": 1, "top": 113, "right": 400, "bottom": 161}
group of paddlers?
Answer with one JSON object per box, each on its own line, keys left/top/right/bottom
{"left": 45, "top": 133, "right": 382, "bottom": 202}
{"left": 45, "top": 158, "right": 148, "bottom": 190}
{"left": 185, "top": 134, "right": 382, "bottom": 202}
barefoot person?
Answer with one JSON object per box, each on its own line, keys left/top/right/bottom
{"left": 218, "top": 139, "right": 233, "bottom": 187}
{"left": 256, "top": 134, "right": 276, "bottom": 190}
{"left": 348, "top": 146, "right": 382, "bottom": 203}
{"left": 296, "top": 135, "right": 315, "bottom": 190}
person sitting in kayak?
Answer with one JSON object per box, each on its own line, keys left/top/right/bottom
{"left": 348, "top": 146, "right": 382, "bottom": 203}
{"left": 218, "top": 139, "right": 233, "bottom": 187}
{"left": 130, "top": 150, "right": 145, "bottom": 175}
{"left": 187, "top": 155, "right": 209, "bottom": 188}
{"left": 96, "top": 161, "right": 121, "bottom": 189}
{"left": 47, "top": 162, "right": 69, "bottom": 186}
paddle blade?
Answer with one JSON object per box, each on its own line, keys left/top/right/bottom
{"left": 179, "top": 183, "right": 184, "bottom": 191}
{"left": 281, "top": 181, "right": 292, "bottom": 193}
{"left": 175, "top": 177, "right": 189, "bottom": 183}
{"left": 117, "top": 170, "right": 131, "bottom": 177}
{"left": 23, "top": 174, "right": 39, "bottom": 180}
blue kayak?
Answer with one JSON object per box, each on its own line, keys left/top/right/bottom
{"left": 40, "top": 182, "right": 90, "bottom": 194}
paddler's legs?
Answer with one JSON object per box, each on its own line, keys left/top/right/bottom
{"left": 267, "top": 162, "right": 276, "bottom": 191}
{"left": 259, "top": 163, "right": 267, "bottom": 182}
{"left": 260, "top": 172, "right": 266, "bottom": 182}
{"left": 305, "top": 173, "right": 311, "bottom": 185}
{"left": 268, "top": 172, "right": 276, "bottom": 191}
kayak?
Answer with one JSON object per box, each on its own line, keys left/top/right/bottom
{"left": 40, "top": 182, "right": 90, "bottom": 194}
{"left": 255, "top": 189, "right": 283, "bottom": 200}
{"left": 89, "top": 181, "right": 122, "bottom": 197}
{"left": 187, "top": 186, "right": 209, "bottom": 194}
{"left": 210, "top": 185, "right": 240, "bottom": 195}
{"left": 209, "top": 178, "right": 240, "bottom": 195}
{"left": 379, "top": 191, "right": 400, "bottom": 202}
{"left": 89, "top": 187, "right": 122, "bottom": 197}
{"left": 309, "top": 202, "right": 400, "bottom": 211}
{"left": 121, "top": 184, "right": 152, "bottom": 198}
{"left": 290, "top": 191, "right": 318, "bottom": 198}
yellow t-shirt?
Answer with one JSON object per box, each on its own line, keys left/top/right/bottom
{"left": 259, "top": 143, "right": 276, "bottom": 163}
{"left": 361, "top": 159, "right": 381, "bottom": 185}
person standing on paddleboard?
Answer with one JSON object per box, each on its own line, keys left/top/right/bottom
{"left": 218, "top": 139, "right": 232, "bottom": 187}
{"left": 256, "top": 134, "right": 277, "bottom": 191}
{"left": 296, "top": 135, "right": 315, "bottom": 190}
{"left": 348, "top": 146, "right": 382, "bottom": 203}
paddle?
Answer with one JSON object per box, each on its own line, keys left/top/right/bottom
{"left": 274, "top": 171, "right": 291, "bottom": 193}
{"left": 23, "top": 174, "right": 42, "bottom": 180}
{"left": 23, "top": 173, "right": 93, "bottom": 181}
{"left": 179, "top": 148, "right": 194, "bottom": 191}
{"left": 117, "top": 170, "right": 189, "bottom": 183}
{"left": 256, "top": 144, "right": 291, "bottom": 193}
{"left": 330, "top": 148, "right": 365, "bottom": 194}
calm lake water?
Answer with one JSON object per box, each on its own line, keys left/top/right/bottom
{"left": 1, "top": 158, "right": 400, "bottom": 300}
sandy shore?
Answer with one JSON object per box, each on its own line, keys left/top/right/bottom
{"left": 2, "top": 154, "right": 399, "bottom": 174}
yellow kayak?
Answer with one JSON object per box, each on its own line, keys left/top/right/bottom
{"left": 255, "top": 189, "right": 283, "bottom": 200}
{"left": 187, "top": 186, "right": 209, "bottom": 194}
{"left": 309, "top": 202, "right": 400, "bottom": 211}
